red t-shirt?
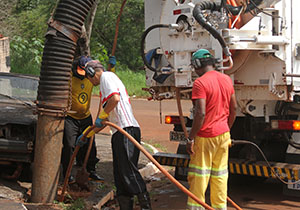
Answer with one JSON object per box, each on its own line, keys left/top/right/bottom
{"left": 192, "top": 70, "right": 234, "bottom": 137}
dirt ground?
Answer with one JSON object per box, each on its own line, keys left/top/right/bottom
{"left": 1, "top": 97, "right": 300, "bottom": 209}
{"left": 90, "top": 96, "right": 192, "bottom": 153}
{"left": 92, "top": 97, "right": 300, "bottom": 210}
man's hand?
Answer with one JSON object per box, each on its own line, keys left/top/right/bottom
{"left": 109, "top": 56, "right": 116, "bottom": 67}
{"left": 95, "top": 117, "right": 104, "bottom": 128}
{"left": 186, "top": 138, "right": 195, "bottom": 155}
{"left": 95, "top": 110, "right": 109, "bottom": 128}
{"left": 75, "top": 134, "right": 87, "bottom": 147}
{"left": 186, "top": 142, "right": 195, "bottom": 155}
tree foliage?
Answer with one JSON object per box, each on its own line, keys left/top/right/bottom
{"left": 10, "top": 36, "right": 44, "bottom": 75}
{"left": 91, "top": 0, "right": 145, "bottom": 71}
{"left": 5, "top": 0, "right": 145, "bottom": 75}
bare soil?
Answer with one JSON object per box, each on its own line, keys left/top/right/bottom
{"left": 1, "top": 98, "right": 300, "bottom": 210}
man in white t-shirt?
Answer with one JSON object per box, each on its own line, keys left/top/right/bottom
{"left": 77, "top": 60, "right": 151, "bottom": 210}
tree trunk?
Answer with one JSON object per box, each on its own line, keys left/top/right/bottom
{"left": 75, "top": 0, "right": 98, "bottom": 57}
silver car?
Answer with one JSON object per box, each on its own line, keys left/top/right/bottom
{"left": 0, "top": 72, "right": 38, "bottom": 180}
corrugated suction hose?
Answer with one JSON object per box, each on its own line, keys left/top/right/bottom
{"left": 36, "top": 0, "right": 97, "bottom": 116}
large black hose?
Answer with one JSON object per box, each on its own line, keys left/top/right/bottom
{"left": 193, "top": 2, "right": 231, "bottom": 56}
{"left": 226, "top": 0, "right": 263, "bottom": 16}
{"left": 193, "top": 0, "right": 263, "bottom": 57}
{"left": 36, "top": 0, "right": 96, "bottom": 115}
{"left": 141, "top": 24, "right": 169, "bottom": 72}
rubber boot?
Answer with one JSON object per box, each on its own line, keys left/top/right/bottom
{"left": 117, "top": 195, "right": 134, "bottom": 210}
{"left": 137, "top": 192, "right": 152, "bottom": 210}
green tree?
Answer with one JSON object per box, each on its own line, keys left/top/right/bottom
{"left": 91, "top": 0, "right": 144, "bottom": 71}
{"left": 6, "top": 1, "right": 57, "bottom": 40}
{"left": 6, "top": 0, "right": 146, "bottom": 74}
{"left": 10, "top": 36, "right": 44, "bottom": 75}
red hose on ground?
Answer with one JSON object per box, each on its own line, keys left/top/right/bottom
{"left": 103, "top": 121, "right": 215, "bottom": 210}
{"left": 60, "top": 120, "right": 242, "bottom": 209}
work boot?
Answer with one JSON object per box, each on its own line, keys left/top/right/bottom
{"left": 88, "top": 171, "right": 104, "bottom": 182}
{"left": 117, "top": 195, "right": 134, "bottom": 210}
{"left": 137, "top": 192, "right": 152, "bottom": 210}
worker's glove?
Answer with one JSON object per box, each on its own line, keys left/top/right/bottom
{"left": 75, "top": 126, "right": 96, "bottom": 147}
{"left": 109, "top": 56, "right": 116, "bottom": 67}
{"left": 75, "top": 134, "right": 87, "bottom": 147}
{"left": 95, "top": 110, "right": 109, "bottom": 127}
{"left": 95, "top": 118, "right": 104, "bottom": 128}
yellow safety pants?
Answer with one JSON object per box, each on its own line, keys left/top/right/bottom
{"left": 186, "top": 132, "right": 231, "bottom": 210}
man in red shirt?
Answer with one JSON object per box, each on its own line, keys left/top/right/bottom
{"left": 186, "top": 49, "right": 237, "bottom": 210}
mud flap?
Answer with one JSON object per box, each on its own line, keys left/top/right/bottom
{"left": 152, "top": 145, "right": 190, "bottom": 181}
{"left": 175, "top": 144, "right": 189, "bottom": 181}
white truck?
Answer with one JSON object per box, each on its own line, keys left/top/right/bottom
{"left": 142, "top": 0, "right": 300, "bottom": 196}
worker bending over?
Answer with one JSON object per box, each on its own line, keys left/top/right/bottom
{"left": 78, "top": 60, "right": 152, "bottom": 210}
{"left": 61, "top": 56, "right": 104, "bottom": 183}
{"left": 186, "top": 49, "right": 237, "bottom": 210}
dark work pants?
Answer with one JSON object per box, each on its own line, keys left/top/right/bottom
{"left": 112, "top": 126, "right": 147, "bottom": 197}
{"left": 61, "top": 115, "right": 99, "bottom": 177}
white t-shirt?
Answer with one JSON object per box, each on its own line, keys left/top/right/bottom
{"left": 99, "top": 71, "right": 139, "bottom": 134}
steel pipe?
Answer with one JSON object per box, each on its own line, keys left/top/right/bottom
{"left": 32, "top": 0, "right": 96, "bottom": 204}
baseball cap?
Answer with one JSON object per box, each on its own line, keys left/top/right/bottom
{"left": 76, "top": 56, "right": 92, "bottom": 76}
{"left": 191, "top": 49, "right": 213, "bottom": 61}
{"left": 85, "top": 60, "right": 105, "bottom": 71}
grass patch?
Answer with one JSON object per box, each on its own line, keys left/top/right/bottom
{"left": 152, "top": 143, "right": 167, "bottom": 152}
{"left": 142, "top": 143, "right": 154, "bottom": 154}
{"left": 64, "top": 198, "right": 85, "bottom": 210}
{"left": 144, "top": 139, "right": 168, "bottom": 152}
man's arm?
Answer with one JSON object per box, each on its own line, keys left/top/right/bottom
{"left": 94, "top": 94, "right": 120, "bottom": 129}
{"left": 228, "top": 93, "right": 237, "bottom": 129}
{"left": 188, "top": 98, "right": 206, "bottom": 140}
{"left": 103, "top": 94, "right": 120, "bottom": 114}
{"left": 186, "top": 98, "right": 205, "bottom": 155}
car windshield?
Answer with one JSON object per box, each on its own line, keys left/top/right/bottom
{"left": 0, "top": 73, "right": 38, "bottom": 102}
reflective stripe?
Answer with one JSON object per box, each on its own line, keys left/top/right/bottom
{"left": 285, "top": 168, "right": 292, "bottom": 180}
{"left": 187, "top": 202, "right": 205, "bottom": 210}
{"left": 188, "top": 167, "right": 211, "bottom": 176}
{"left": 249, "top": 164, "right": 255, "bottom": 176}
{"left": 256, "top": 165, "right": 262, "bottom": 176}
{"left": 211, "top": 168, "right": 228, "bottom": 177}
{"left": 212, "top": 203, "right": 227, "bottom": 210}
{"left": 213, "top": 206, "right": 227, "bottom": 210}
{"left": 242, "top": 164, "right": 247, "bottom": 174}
{"left": 229, "top": 163, "right": 234, "bottom": 173}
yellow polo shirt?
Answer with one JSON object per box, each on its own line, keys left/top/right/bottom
{"left": 68, "top": 76, "right": 93, "bottom": 120}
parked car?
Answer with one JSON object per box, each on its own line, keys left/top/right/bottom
{"left": 0, "top": 72, "right": 38, "bottom": 180}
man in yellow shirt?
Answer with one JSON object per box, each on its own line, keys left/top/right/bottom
{"left": 61, "top": 56, "right": 108, "bottom": 182}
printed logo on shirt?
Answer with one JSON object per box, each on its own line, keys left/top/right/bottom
{"left": 78, "top": 92, "right": 88, "bottom": 104}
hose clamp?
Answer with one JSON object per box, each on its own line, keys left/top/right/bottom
{"left": 48, "top": 19, "right": 80, "bottom": 43}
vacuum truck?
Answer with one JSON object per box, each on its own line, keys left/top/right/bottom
{"left": 142, "top": 0, "right": 300, "bottom": 196}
